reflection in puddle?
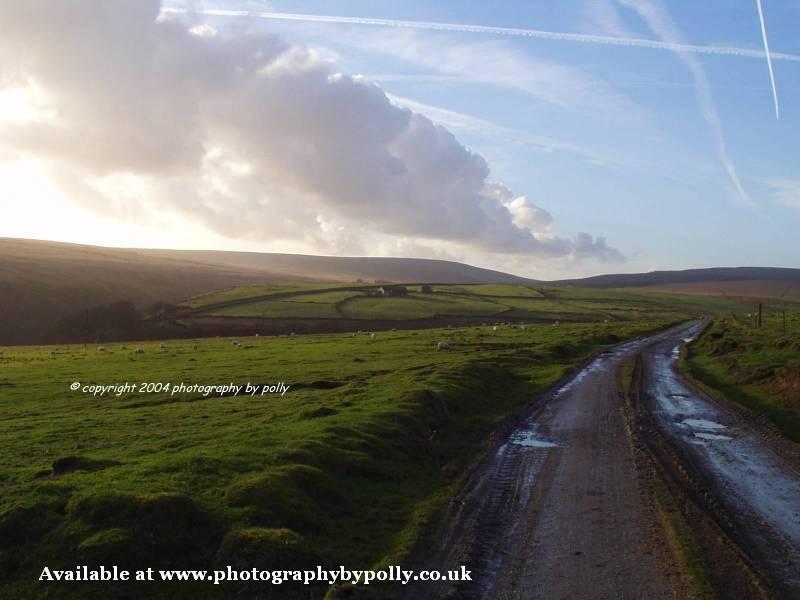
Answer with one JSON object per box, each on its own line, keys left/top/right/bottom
{"left": 681, "top": 419, "right": 727, "bottom": 430}
{"left": 510, "top": 430, "right": 559, "bottom": 448}
{"left": 694, "top": 432, "right": 732, "bottom": 441}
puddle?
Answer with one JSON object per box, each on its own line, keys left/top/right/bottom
{"left": 510, "top": 430, "right": 559, "bottom": 448}
{"left": 681, "top": 419, "right": 727, "bottom": 430}
{"left": 694, "top": 432, "right": 732, "bottom": 441}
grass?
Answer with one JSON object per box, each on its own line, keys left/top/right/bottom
{"left": 0, "top": 319, "right": 678, "bottom": 599}
{"left": 187, "top": 284, "right": 347, "bottom": 308}
{"left": 197, "top": 283, "right": 769, "bottom": 324}
{"left": 210, "top": 291, "right": 367, "bottom": 318}
{"left": 685, "top": 312, "right": 800, "bottom": 442}
{"left": 339, "top": 294, "right": 506, "bottom": 320}
{"left": 432, "top": 284, "right": 543, "bottom": 298}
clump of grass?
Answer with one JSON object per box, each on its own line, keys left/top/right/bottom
{"left": 686, "top": 316, "right": 800, "bottom": 442}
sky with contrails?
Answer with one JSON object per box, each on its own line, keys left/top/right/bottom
{"left": 0, "top": 0, "right": 798, "bottom": 279}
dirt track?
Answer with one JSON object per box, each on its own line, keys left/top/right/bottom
{"left": 412, "top": 322, "right": 800, "bottom": 599}
{"left": 641, "top": 323, "right": 800, "bottom": 597}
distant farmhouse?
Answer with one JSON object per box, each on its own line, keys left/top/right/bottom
{"left": 378, "top": 285, "right": 409, "bottom": 297}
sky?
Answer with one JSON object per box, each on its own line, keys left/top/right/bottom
{"left": 0, "top": 0, "right": 798, "bottom": 280}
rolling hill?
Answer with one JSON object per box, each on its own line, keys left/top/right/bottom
{"left": 0, "top": 238, "right": 532, "bottom": 344}
{"left": 4, "top": 238, "right": 800, "bottom": 345}
{"left": 554, "top": 267, "right": 800, "bottom": 293}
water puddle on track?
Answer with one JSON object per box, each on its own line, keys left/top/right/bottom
{"left": 681, "top": 418, "right": 727, "bottom": 430}
{"left": 694, "top": 432, "right": 733, "bottom": 441}
{"left": 509, "top": 430, "right": 559, "bottom": 448}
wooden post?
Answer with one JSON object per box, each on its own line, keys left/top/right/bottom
{"left": 758, "top": 303, "right": 763, "bottom": 329}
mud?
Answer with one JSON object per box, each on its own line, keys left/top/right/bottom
{"left": 411, "top": 322, "right": 800, "bottom": 599}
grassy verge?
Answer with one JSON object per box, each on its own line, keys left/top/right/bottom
{"left": 683, "top": 316, "right": 800, "bottom": 442}
{"left": 1, "top": 320, "right": 675, "bottom": 599}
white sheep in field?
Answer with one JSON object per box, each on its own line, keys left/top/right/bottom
{"left": 50, "top": 350, "right": 59, "bottom": 357}
{"left": 492, "top": 326, "right": 498, "bottom": 331}
{"left": 553, "top": 321, "right": 560, "bottom": 327}
{"left": 97, "top": 346, "right": 106, "bottom": 352}
{"left": 437, "top": 342, "right": 450, "bottom": 350}
{"left": 255, "top": 333, "right": 260, "bottom": 337}
{"left": 119, "top": 345, "right": 127, "bottom": 350}
{"left": 134, "top": 348, "right": 145, "bottom": 354}
{"left": 159, "top": 342, "right": 167, "bottom": 349}
{"left": 370, "top": 333, "right": 375, "bottom": 339}
{"left": 232, "top": 340, "right": 240, "bottom": 346}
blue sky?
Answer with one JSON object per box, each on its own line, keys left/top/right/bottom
{"left": 1, "top": 0, "right": 798, "bottom": 278}
{"left": 235, "top": 0, "right": 800, "bottom": 274}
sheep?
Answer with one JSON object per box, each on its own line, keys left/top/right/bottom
{"left": 159, "top": 342, "right": 167, "bottom": 349}
{"left": 437, "top": 342, "right": 451, "bottom": 350}
{"left": 119, "top": 345, "right": 127, "bottom": 350}
{"left": 370, "top": 333, "right": 375, "bottom": 339}
{"left": 553, "top": 321, "right": 560, "bottom": 327}
{"left": 50, "top": 350, "right": 59, "bottom": 357}
{"left": 134, "top": 348, "right": 145, "bottom": 354}
{"left": 255, "top": 333, "right": 260, "bottom": 337}
{"left": 492, "top": 326, "right": 498, "bottom": 331}
{"left": 97, "top": 346, "right": 106, "bottom": 352}
{"left": 232, "top": 340, "right": 240, "bottom": 346}
{"left": 290, "top": 332, "right": 296, "bottom": 336}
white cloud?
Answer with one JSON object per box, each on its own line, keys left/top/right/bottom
{"left": 0, "top": 0, "right": 623, "bottom": 263}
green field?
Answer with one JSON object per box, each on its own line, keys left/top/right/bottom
{"left": 432, "top": 284, "right": 544, "bottom": 298}
{"left": 685, "top": 312, "right": 800, "bottom": 442}
{"left": 198, "top": 282, "right": 765, "bottom": 324}
{"left": 339, "top": 294, "right": 506, "bottom": 320}
{"left": 186, "top": 284, "right": 348, "bottom": 308}
{"left": 1, "top": 319, "right": 678, "bottom": 599}
{"left": 212, "top": 291, "right": 367, "bottom": 318}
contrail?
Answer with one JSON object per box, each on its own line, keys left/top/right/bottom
{"left": 160, "top": 7, "right": 800, "bottom": 63}
{"left": 618, "top": 0, "right": 753, "bottom": 206}
{"left": 755, "top": 0, "right": 780, "bottom": 119}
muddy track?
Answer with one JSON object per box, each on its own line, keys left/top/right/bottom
{"left": 410, "top": 322, "right": 800, "bottom": 599}
{"left": 640, "top": 323, "right": 800, "bottom": 598}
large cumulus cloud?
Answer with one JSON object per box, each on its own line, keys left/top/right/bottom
{"left": 0, "top": 0, "right": 623, "bottom": 262}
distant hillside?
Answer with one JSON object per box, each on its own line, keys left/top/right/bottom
{"left": 0, "top": 238, "right": 531, "bottom": 344}
{"left": 142, "top": 248, "right": 533, "bottom": 286}
{"left": 555, "top": 267, "right": 800, "bottom": 296}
